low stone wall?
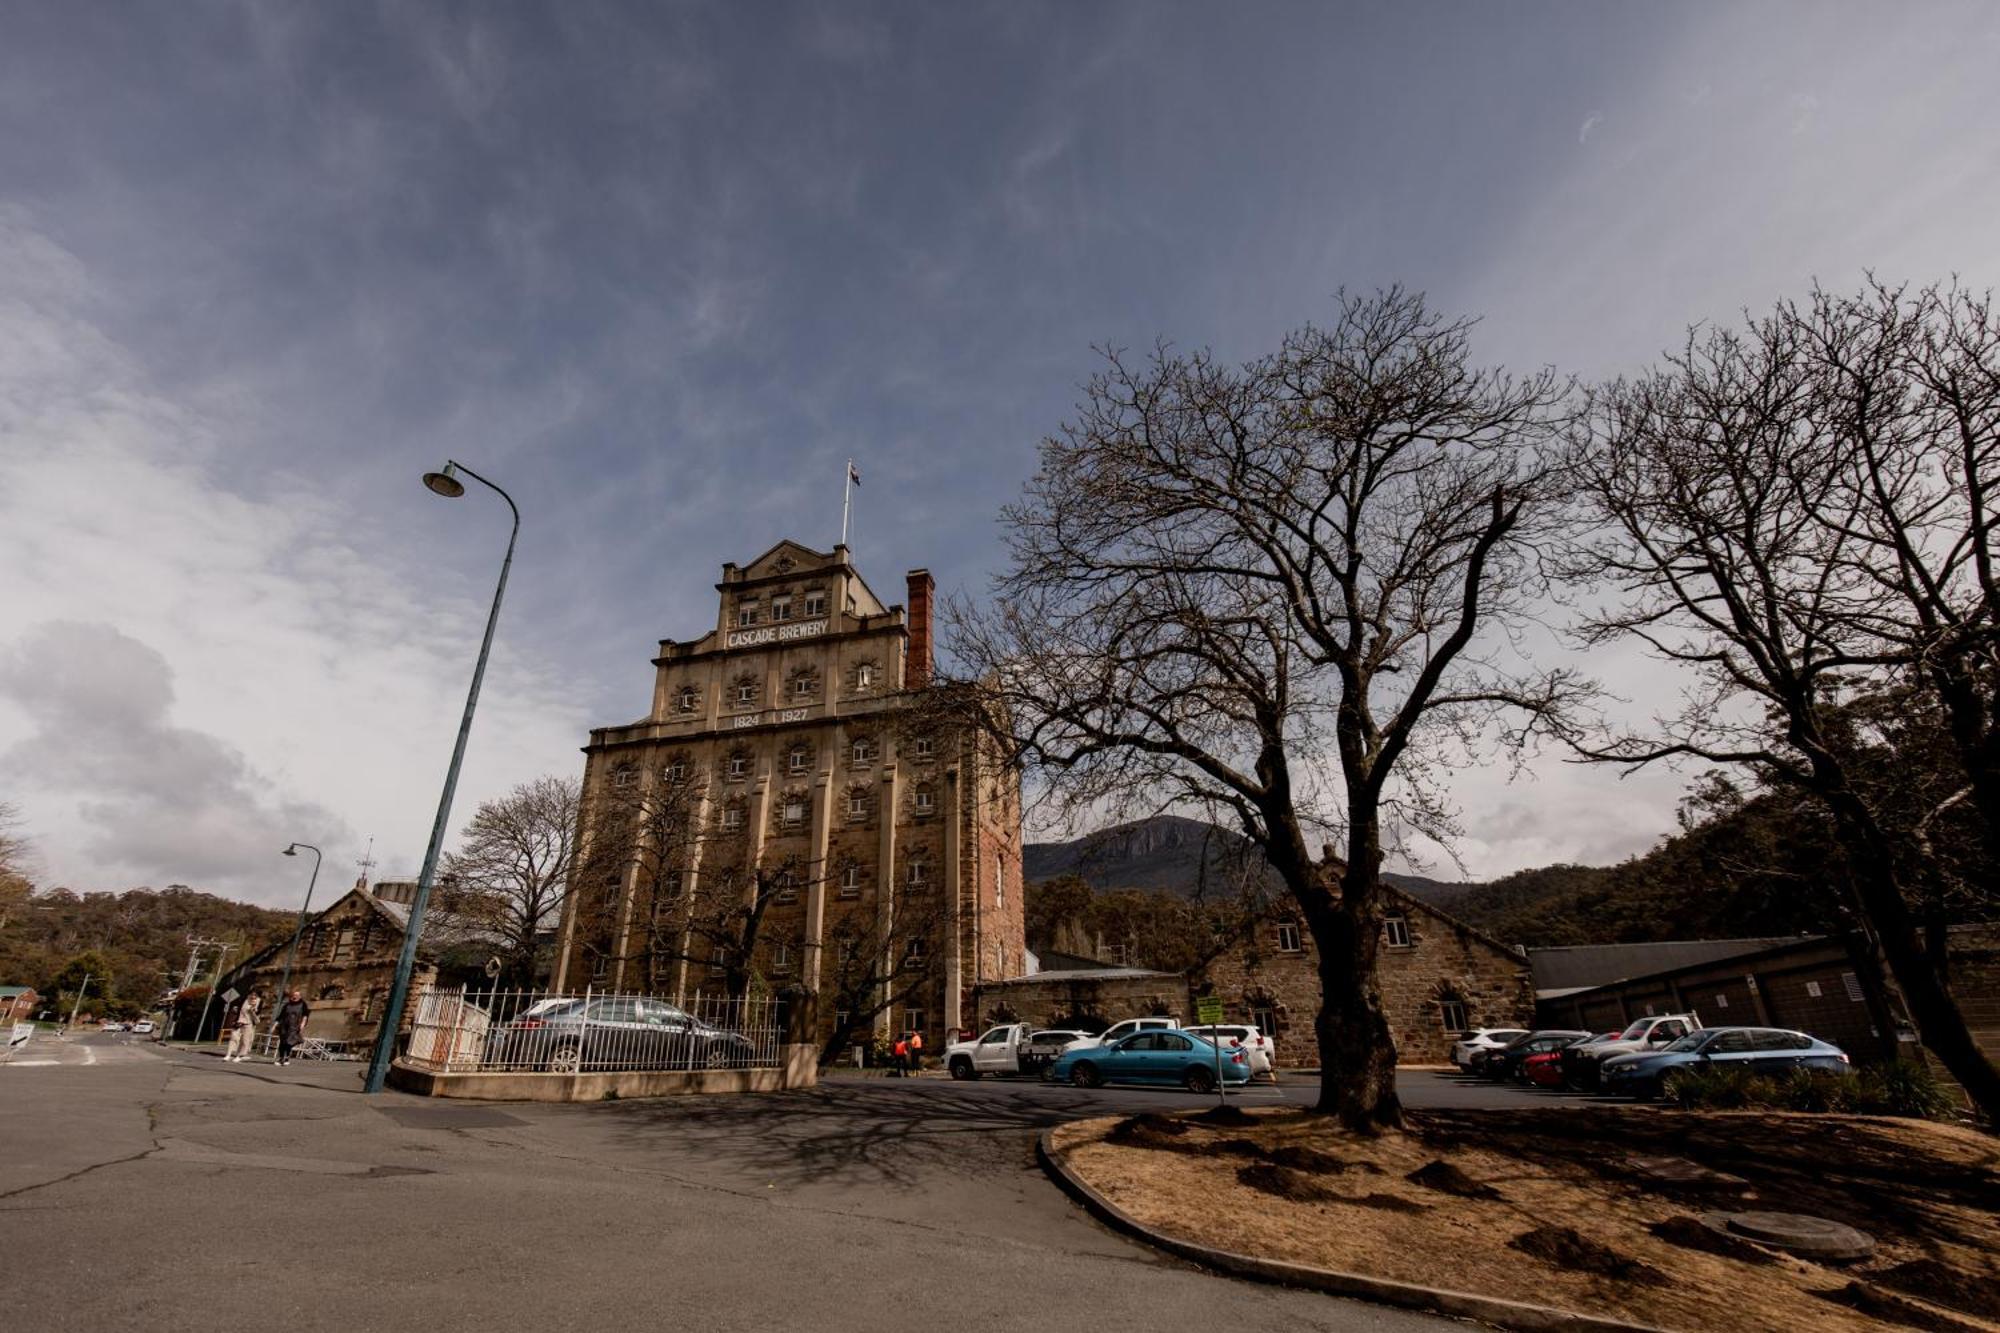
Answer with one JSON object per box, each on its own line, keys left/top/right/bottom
{"left": 387, "top": 1043, "right": 820, "bottom": 1102}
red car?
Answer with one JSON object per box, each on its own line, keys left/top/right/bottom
{"left": 1524, "top": 1033, "right": 1617, "bottom": 1088}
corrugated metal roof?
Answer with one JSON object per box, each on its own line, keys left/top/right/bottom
{"left": 1527, "top": 937, "right": 1816, "bottom": 991}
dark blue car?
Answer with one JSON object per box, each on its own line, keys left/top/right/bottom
{"left": 1048, "top": 1028, "right": 1252, "bottom": 1094}
{"left": 1600, "top": 1026, "right": 1850, "bottom": 1099}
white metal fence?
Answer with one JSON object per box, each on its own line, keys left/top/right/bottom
{"left": 401, "top": 987, "right": 786, "bottom": 1075}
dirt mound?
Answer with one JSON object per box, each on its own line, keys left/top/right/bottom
{"left": 1819, "top": 1282, "right": 1985, "bottom": 1333}
{"left": 1266, "top": 1144, "right": 1377, "bottom": 1175}
{"left": 1107, "top": 1114, "right": 1193, "bottom": 1150}
{"left": 1874, "top": 1259, "right": 2000, "bottom": 1321}
{"left": 1509, "top": 1227, "right": 1665, "bottom": 1286}
{"left": 1194, "top": 1104, "right": 1257, "bottom": 1128}
{"left": 1349, "top": 1192, "right": 1430, "bottom": 1213}
{"left": 1235, "top": 1162, "right": 1338, "bottom": 1203}
{"left": 1646, "top": 1216, "right": 1775, "bottom": 1265}
{"left": 1206, "top": 1138, "right": 1267, "bottom": 1158}
{"left": 1406, "top": 1159, "right": 1498, "bottom": 1199}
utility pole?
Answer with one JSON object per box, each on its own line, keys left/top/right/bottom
{"left": 194, "top": 944, "right": 236, "bottom": 1049}
{"left": 177, "top": 937, "right": 218, "bottom": 1041}
{"left": 65, "top": 974, "right": 93, "bottom": 1031}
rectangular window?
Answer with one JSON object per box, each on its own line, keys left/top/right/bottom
{"left": 770, "top": 597, "right": 793, "bottom": 622}
{"left": 1383, "top": 915, "right": 1412, "bottom": 948}
{"left": 856, "top": 663, "right": 875, "bottom": 689}
{"left": 1439, "top": 1000, "right": 1468, "bottom": 1032}
{"left": 737, "top": 603, "right": 759, "bottom": 627}
{"left": 905, "top": 938, "right": 927, "bottom": 965}
{"left": 907, "top": 861, "right": 928, "bottom": 886}
{"left": 905, "top": 1008, "right": 925, "bottom": 1034}
{"left": 1842, "top": 971, "right": 1865, "bottom": 1003}
{"left": 840, "top": 866, "right": 863, "bottom": 898}
{"left": 774, "top": 877, "right": 798, "bottom": 904}
{"left": 735, "top": 681, "right": 758, "bottom": 704}
{"left": 788, "top": 750, "right": 809, "bottom": 774}
{"left": 846, "top": 792, "right": 868, "bottom": 820}
{"left": 782, "top": 799, "right": 805, "bottom": 828}
{"left": 727, "top": 755, "right": 749, "bottom": 778}
{"left": 665, "top": 760, "right": 688, "bottom": 783}
{"left": 792, "top": 675, "right": 815, "bottom": 699}
{"left": 851, "top": 739, "right": 875, "bottom": 763}
{"left": 1805, "top": 980, "right": 1823, "bottom": 998}
{"left": 721, "top": 807, "right": 743, "bottom": 832}
{"left": 914, "top": 789, "right": 934, "bottom": 815}
{"left": 1714, "top": 993, "right": 1729, "bottom": 1009}
{"left": 771, "top": 941, "right": 792, "bottom": 972}
{"left": 1276, "top": 922, "right": 1302, "bottom": 953}
{"left": 613, "top": 766, "right": 635, "bottom": 788}
{"left": 996, "top": 854, "right": 1005, "bottom": 910}
{"left": 676, "top": 688, "right": 699, "bottom": 714}
{"left": 912, "top": 736, "right": 933, "bottom": 758}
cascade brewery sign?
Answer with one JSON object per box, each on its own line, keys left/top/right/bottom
{"left": 727, "top": 618, "right": 829, "bottom": 649}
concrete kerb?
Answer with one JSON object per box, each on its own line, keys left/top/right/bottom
{"left": 1035, "top": 1129, "right": 1665, "bottom": 1333}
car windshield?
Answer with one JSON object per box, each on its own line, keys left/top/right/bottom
{"left": 1663, "top": 1032, "right": 1708, "bottom": 1052}
{"left": 1618, "top": 1020, "right": 1652, "bottom": 1040}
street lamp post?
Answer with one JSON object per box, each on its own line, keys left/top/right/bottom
{"left": 364, "top": 460, "right": 518, "bottom": 1094}
{"left": 276, "top": 843, "right": 323, "bottom": 1010}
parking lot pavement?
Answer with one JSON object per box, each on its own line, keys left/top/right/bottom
{"left": 3, "top": 1036, "right": 1455, "bottom": 1333}
{"left": 870, "top": 1065, "right": 1593, "bottom": 1115}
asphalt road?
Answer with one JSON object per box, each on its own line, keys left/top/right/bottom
{"left": 2, "top": 1032, "right": 1465, "bottom": 1333}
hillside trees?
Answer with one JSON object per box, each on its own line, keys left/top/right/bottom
{"left": 1573, "top": 280, "right": 2000, "bottom": 1122}
{"left": 950, "top": 290, "right": 1580, "bottom": 1129}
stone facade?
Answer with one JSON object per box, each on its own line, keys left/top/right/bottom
{"left": 217, "top": 885, "right": 438, "bottom": 1049}
{"left": 554, "top": 540, "right": 1027, "bottom": 1051}
{"left": 971, "top": 886, "right": 1533, "bottom": 1067}
{"left": 1199, "top": 887, "right": 1534, "bottom": 1065}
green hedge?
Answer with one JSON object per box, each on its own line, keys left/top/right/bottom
{"left": 1660, "top": 1061, "right": 1957, "bottom": 1119}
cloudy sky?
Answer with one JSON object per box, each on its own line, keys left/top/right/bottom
{"left": 3, "top": 3, "right": 1997, "bottom": 906}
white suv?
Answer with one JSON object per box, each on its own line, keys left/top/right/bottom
{"left": 1187, "top": 1024, "right": 1276, "bottom": 1078}
{"left": 1070, "top": 1016, "right": 1181, "bottom": 1050}
{"left": 1450, "top": 1028, "right": 1529, "bottom": 1068}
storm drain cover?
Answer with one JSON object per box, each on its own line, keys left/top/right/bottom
{"left": 1699, "top": 1210, "right": 1875, "bottom": 1263}
{"left": 376, "top": 1106, "right": 527, "bottom": 1131}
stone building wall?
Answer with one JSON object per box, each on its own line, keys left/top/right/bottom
{"left": 219, "top": 887, "right": 438, "bottom": 1049}
{"left": 1200, "top": 887, "right": 1533, "bottom": 1066}
{"left": 968, "top": 969, "right": 1188, "bottom": 1033}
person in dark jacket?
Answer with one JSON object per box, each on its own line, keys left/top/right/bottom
{"left": 275, "top": 989, "right": 310, "bottom": 1066}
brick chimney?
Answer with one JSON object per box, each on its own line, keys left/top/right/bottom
{"left": 905, "top": 568, "right": 934, "bottom": 689}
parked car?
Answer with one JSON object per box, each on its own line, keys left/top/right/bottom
{"left": 1065, "top": 1015, "right": 1183, "bottom": 1051}
{"left": 1483, "top": 1029, "right": 1594, "bottom": 1082}
{"left": 1561, "top": 1014, "right": 1701, "bottom": 1090}
{"left": 130, "top": 1020, "right": 156, "bottom": 1035}
{"left": 1048, "top": 1028, "right": 1251, "bottom": 1093}
{"left": 1451, "top": 1028, "right": 1530, "bottom": 1069}
{"left": 1184, "top": 1023, "right": 1277, "bottom": 1079}
{"left": 1600, "top": 1026, "right": 1850, "bottom": 1100}
{"left": 944, "top": 1024, "right": 1089, "bottom": 1079}
{"left": 486, "top": 996, "right": 755, "bottom": 1073}
{"left": 1522, "top": 1034, "right": 1612, "bottom": 1088}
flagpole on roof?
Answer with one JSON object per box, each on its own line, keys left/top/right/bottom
{"left": 841, "top": 458, "right": 859, "bottom": 548}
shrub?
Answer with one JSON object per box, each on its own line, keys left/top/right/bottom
{"left": 1775, "top": 1067, "right": 1857, "bottom": 1113}
{"left": 1854, "top": 1061, "right": 1957, "bottom": 1119}
{"left": 1663, "top": 1064, "right": 1775, "bottom": 1109}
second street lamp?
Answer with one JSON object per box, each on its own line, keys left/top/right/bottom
{"left": 276, "top": 842, "right": 323, "bottom": 1011}
{"left": 364, "top": 460, "right": 518, "bottom": 1094}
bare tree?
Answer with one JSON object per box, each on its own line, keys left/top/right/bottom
{"left": 1571, "top": 280, "right": 2000, "bottom": 1122}
{"left": 574, "top": 767, "right": 804, "bottom": 1002}
{"left": 436, "top": 776, "right": 581, "bottom": 986}
{"left": 814, "top": 895, "right": 947, "bottom": 1066}
{"left": 948, "top": 290, "right": 1577, "bottom": 1129}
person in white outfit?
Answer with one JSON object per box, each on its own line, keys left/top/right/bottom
{"left": 226, "top": 992, "right": 261, "bottom": 1062}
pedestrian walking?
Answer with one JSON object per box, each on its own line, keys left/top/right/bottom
{"left": 890, "top": 1034, "right": 908, "bottom": 1077}
{"left": 275, "top": 989, "right": 310, "bottom": 1066}
{"left": 907, "top": 1029, "right": 924, "bottom": 1074}
{"left": 225, "top": 992, "right": 261, "bottom": 1062}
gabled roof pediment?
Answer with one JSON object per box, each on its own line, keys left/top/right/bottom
{"left": 735, "top": 540, "right": 835, "bottom": 582}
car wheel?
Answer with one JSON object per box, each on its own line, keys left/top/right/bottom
{"left": 548, "top": 1040, "right": 582, "bottom": 1075}
{"left": 1183, "top": 1065, "right": 1217, "bottom": 1095}
{"left": 949, "top": 1057, "right": 977, "bottom": 1080}
{"left": 1071, "top": 1061, "right": 1101, "bottom": 1089}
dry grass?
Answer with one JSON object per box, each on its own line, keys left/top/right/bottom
{"left": 1051, "top": 1106, "right": 2000, "bottom": 1332}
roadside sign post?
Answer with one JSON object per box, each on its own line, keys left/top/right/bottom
{"left": 1196, "top": 994, "right": 1226, "bottom": 1108}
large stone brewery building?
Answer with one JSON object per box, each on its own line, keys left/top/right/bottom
{"left": 553, "top": 540, "right": 1027, "bottom": 1048}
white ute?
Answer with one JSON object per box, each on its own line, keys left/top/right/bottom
{"left": 944, "top": 1024, "right": 1091, "bottom": 1080}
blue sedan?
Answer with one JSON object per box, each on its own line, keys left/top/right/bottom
{"left": 1601, "top": 1025, "right": 1850, "bottom": 1099}
{"left": 1049, "top": 1029, "right": 1253, "bottom": 1094}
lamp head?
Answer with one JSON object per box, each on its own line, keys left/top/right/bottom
{"left": 282, "top": 844, "right": 298, "bottom": 857}
{"left": 423, "top": 463, "right": 466, "bottom": 498}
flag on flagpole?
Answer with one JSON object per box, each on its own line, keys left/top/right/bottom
{"left": 848, "top": 462, "right": 862, "bottom": 487}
